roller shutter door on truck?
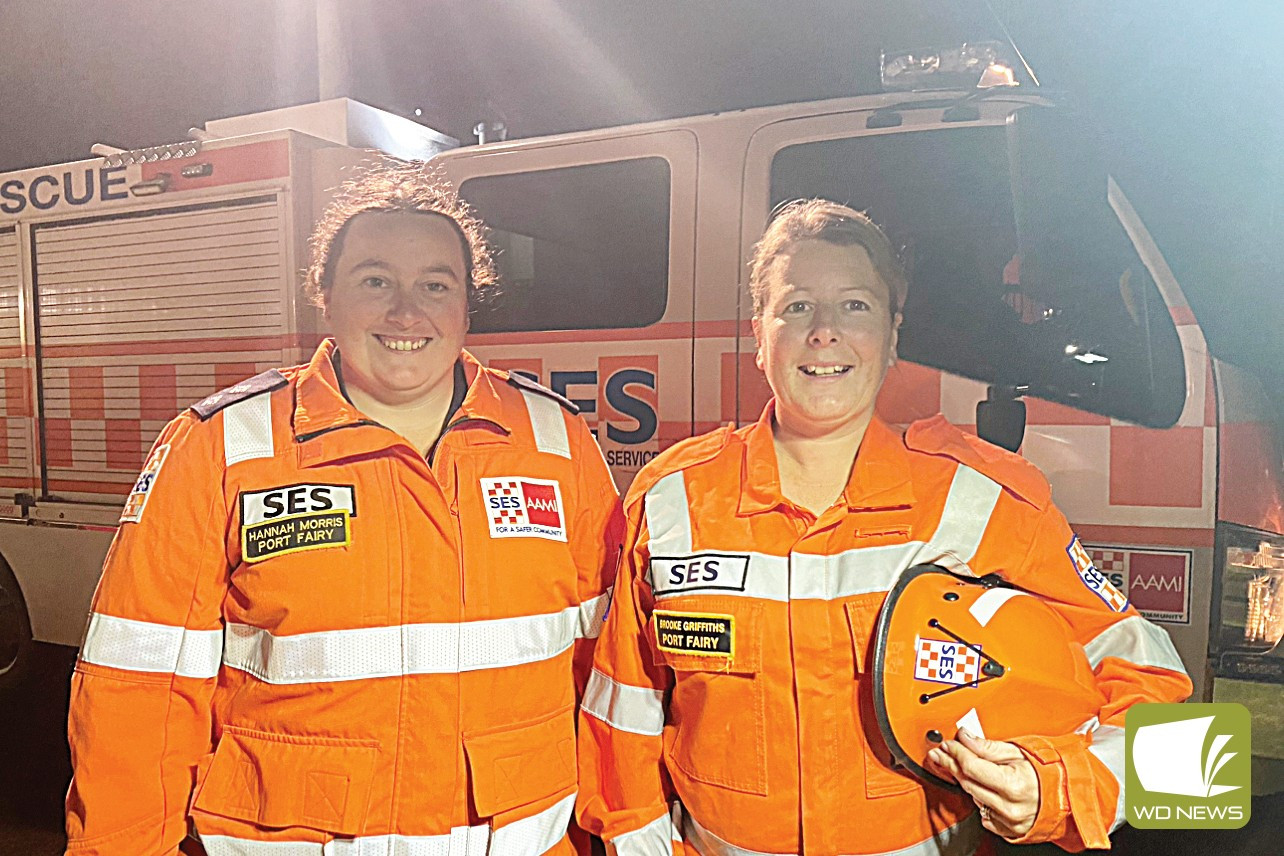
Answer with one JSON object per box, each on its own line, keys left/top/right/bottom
{"left": 0, "top": 228, "right": 34, "bottom": 501}
{"left": 30, "top": 196, "right": 292, "bottom": 503}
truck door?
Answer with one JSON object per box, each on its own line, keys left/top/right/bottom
{"left": 28, "top": 195, "right": 295, "bottom": 506}
{"left": 440, "top": 130, "right": 698, "bottom": 491}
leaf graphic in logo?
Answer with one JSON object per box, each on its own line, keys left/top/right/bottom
{"left": 1201, "top": 732, "right": 1237, "bottom": 798}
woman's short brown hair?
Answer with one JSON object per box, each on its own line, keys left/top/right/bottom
{"left": 304, "top": 160, "right": 497, "bottom": 310}
{"left": 748, "top": 199, "right": 907, "bottom": 319}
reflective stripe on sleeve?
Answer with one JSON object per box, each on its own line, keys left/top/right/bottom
{"left": 200, "top": 792, "right": 574, "bottom": 856}
{"left": 1083, "top": 615, "right": 1188, "bottom": 674}
{"left": 578, "top": 588, "right": 613, "bottom": 640}
{"left": 223, "top": 394, "right": 274, "bottom": 466}
{"left": 916, "top": 464, "right": 1003, "bottom": 574}
{"left": 223, "top": 605, "right": 584, "bottom": 684}
{"left": 607, "top": 810, "right": 677, "bottom": 856}
{"left": 581, "top": 668, "right": 666, "bottom": 736}
{"left": 80, "top": 612, "right": 222, "bottom": 679}
{"left": 644, "top": 471, "right": 693, "bottom": 557}
{"left": 521, "top": 389, "right": 571, "bottom": 458}
{"left": 682, "top": 808, "right": 979, "bottom": 856}
{"left": 1087, "top": 723, "right": 1127, "bottom": 832}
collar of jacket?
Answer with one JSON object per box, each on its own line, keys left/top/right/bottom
{"left": 737, "top": 400, "right": 916, "bottom": 516}
{"left": 291, "top": 339, "right": 514, "bottom": 466}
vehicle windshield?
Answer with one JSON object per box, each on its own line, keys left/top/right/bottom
{"left": 770, "top": 124, "right": 1186, "bottom": 427}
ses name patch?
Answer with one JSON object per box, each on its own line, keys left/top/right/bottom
{"left": 650, "top": 553, "right": 750, "bottom": 596}
{"left": 239, "top": 484, "right": 356, "bottom": 563}
{"left": 654, "top": 610, "right": 734, "bottom": 658}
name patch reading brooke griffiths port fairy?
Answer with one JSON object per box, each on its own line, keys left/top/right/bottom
{"left": 654, "top": 610, "right": 734, "bottom": 657}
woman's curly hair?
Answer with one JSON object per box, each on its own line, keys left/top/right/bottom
{"left": 304, "top": 159, "right": 497, "bottom": 310}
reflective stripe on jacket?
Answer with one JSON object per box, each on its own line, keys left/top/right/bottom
{"left": 66, "top": 340, "right": 624, "bottom": 855}
{"left": 577, "top": 404, "right": 1191, "bottom": 856}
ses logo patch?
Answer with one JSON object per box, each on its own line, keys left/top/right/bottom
{"left": 120, "top": 443, "right": 170, "bottom": 523}
{"left": 1126, "top": 703, "right": 1251, "bottom": 829}
{"left": 1067, "top": 535, "right": 1129, "bottom": 612}
{"left": 481, "top": 477, "right": 566, "bottom": 541}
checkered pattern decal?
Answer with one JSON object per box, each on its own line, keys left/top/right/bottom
{"left": 914, "top": 638, "right": 982, "bottom": 686}
{"left": 487, "top": 481, "right": 524, "bottom": 525}
{"left": 1090, "top": 548, "right": 1126, "bottom": 577}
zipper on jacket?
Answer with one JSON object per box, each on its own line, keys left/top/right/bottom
{"left": 294, "top": 419, "right": 382, "bottom": 444}
{"left": 427, "top": 416, "right": 510, "bottom": 467}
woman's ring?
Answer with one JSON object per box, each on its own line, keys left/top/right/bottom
{"left": 978, "top": 804, "right": 992, "bottom": 823}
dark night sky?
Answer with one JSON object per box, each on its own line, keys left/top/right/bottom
{"left": 2, "top": 0, "right": 1281, "bottom": 403}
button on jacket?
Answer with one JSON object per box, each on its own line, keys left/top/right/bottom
{"left": 66, "top": 340, "right": 624, "bottom": 855}
{"left": 577, "top": 404, "right": 1191, "bottom": 856}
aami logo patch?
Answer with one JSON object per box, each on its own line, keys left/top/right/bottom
{"left": 650, "top": 553, "right": 750, "bottom": 596}
{"left": 481, "top": 477, "right": 566, "bottom": 541}
{"left": 1068, "top": 535, "right": 1130, "bottom": 612}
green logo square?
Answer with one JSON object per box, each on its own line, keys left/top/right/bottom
{"left": 1125, "top": 703, "right": 1251, "bottom": 829}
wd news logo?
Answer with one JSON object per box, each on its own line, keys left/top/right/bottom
{"left": 1125, "top": 703, "right": 1251, "bottom": 829}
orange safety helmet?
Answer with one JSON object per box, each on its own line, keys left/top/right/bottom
{"left": 872, "top": 564, "right": 1106, "bottom": 790}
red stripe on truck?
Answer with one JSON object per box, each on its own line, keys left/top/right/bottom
{"left": 141, "top": 139, "right": 290, "bottom": 192}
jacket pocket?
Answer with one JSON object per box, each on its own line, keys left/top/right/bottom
{"left": 191, "top": 726, "right": 380, "bottom": 835}
{"left": 463, "top": 705, "right": 578, "bottom": 818}
{"left": 845, "top": 597, "right": 919, "bottom": 798}
{"left": 650, "top": 599, "right": 767, "bottom": 796}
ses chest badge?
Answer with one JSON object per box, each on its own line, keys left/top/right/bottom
{"left": 239, "top": 484, "right": 356, "bottom": 563}
{"left": 120, "top": 443, "right": 170, "bottom": 523}
{"left": 481, "top": 477, "right": 566, "bottom": 541}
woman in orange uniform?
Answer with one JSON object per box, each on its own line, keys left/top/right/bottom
{"left": 577, "top": 200, "right": 1191, "bottom": 855}
{"left": 66, "top": 164, "right": 623, "bottom": 855}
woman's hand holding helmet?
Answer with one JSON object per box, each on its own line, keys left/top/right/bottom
{"left": 926, "top": 729, "right": 1039, "bottom": 838}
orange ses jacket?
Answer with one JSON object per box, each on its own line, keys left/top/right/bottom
{"left": 66, "top": 341, "right": 624, "bottom": 856}
{"left": 577, "top": 405, "right": 1192, "bottom": 856}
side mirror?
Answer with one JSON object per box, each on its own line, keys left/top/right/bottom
{"left": 977, "top": 386, "right": 1027, "bottom": 453}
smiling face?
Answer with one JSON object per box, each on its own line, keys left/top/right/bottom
{"left": 752, "top": 238, "right": 900, "bottom": 440}
{"left": 323, "top": 211, "right": 471, "bottom": 407}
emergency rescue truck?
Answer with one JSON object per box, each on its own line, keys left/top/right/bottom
{"left": 0, "top": 55, "right": 1281, "bottom": 785}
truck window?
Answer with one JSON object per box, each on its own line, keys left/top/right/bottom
{"left": 460, "top": 157, "right": 670, "bottom": 333}
{"left": 770, "top": 128, "right": 1186, "bottom": 428}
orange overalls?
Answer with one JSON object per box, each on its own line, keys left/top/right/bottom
{"left": 577, "top": 405, "right": 1191, "bottom": 855}
{"left": 66, "top": 340, "right": 624, "bottom": 855}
